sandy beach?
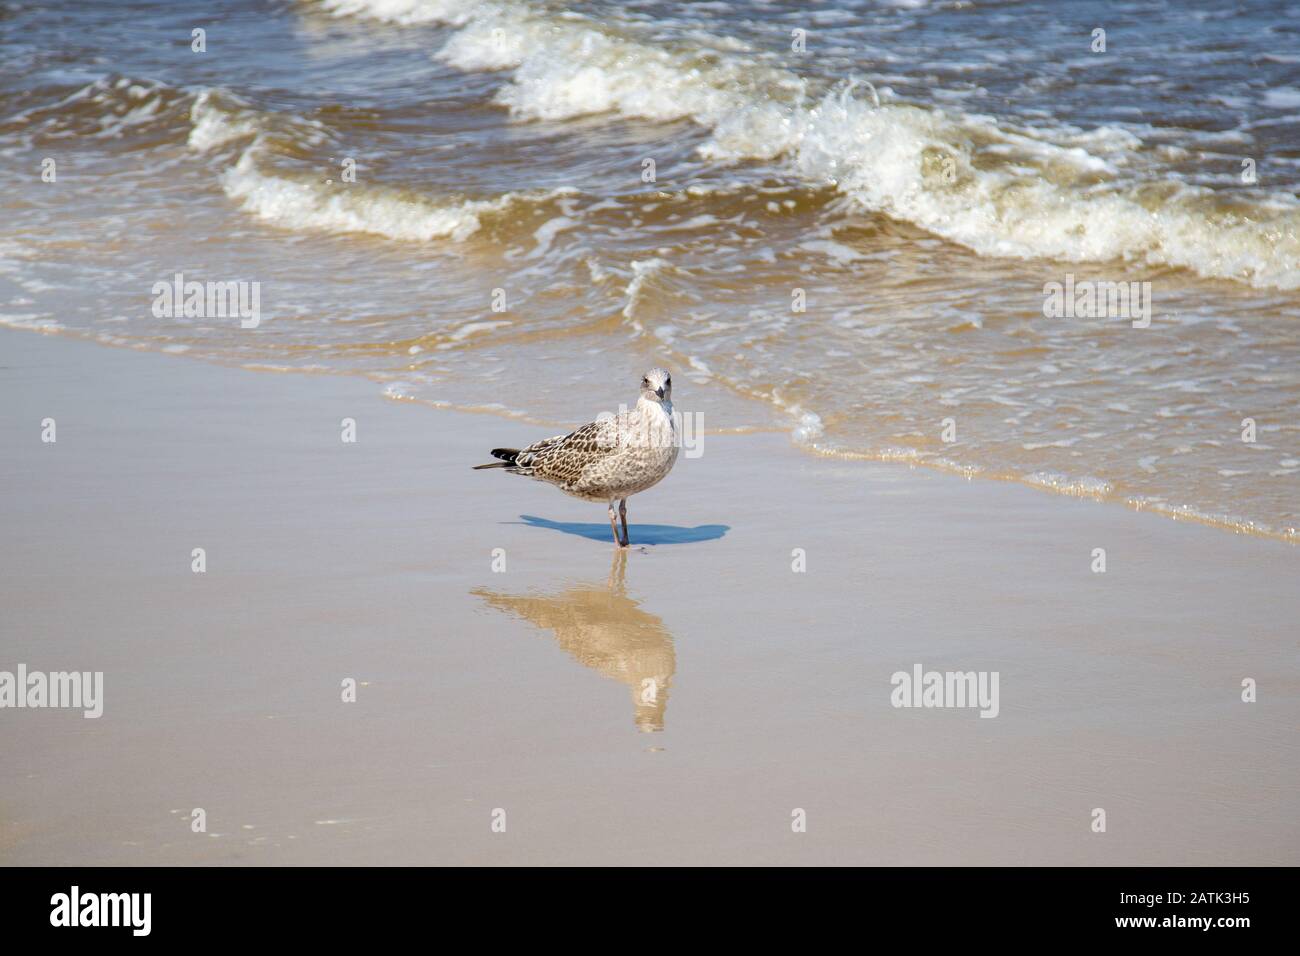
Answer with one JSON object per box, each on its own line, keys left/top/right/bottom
{"left": 1, "top": 327, "right": 1296, "bottom": 866}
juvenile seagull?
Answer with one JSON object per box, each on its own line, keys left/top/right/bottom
{"left": 473, "top": 368, "right": 679, "bottom": 547}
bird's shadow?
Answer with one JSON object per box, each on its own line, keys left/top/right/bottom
{"left": 512, "top": 514, "right": 729, "bottom": 545}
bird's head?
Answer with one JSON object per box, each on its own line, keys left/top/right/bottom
{"left": 639, "top": 367, "right": 672, "bottom": 405}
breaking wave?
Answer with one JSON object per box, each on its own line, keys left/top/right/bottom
{"left": 188, "top": 87, "right": 567, "bottom": 242}
{"left": 314, "top": 0, "right": 1300, "bottom": 289}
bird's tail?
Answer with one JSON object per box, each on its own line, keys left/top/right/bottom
{"left": 472, "top": 448, "right": 520, "bottom": 470}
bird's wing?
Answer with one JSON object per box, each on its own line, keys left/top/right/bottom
{"left": 517, "top": 417, "right": 620, "bottom": 486}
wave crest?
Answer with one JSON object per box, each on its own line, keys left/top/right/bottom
{"left": 315, "top": 0, "right": 1300, "bottom": 289}
{"left": 189, "top": 86, "right": 565, "bottom": 242}
{"left": 708, "top": 85, "right": 1300, "bottom": 290}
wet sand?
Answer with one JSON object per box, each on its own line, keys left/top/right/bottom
{"left": 1, "top": 327, "right": 1296, "bottom": 865}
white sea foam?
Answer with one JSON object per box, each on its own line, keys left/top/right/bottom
{"left": 1262, "top": 87, "right": 1300, "bottom": 109}
{"left": 448, "top": 319, "right": 512, "bottom": 341}
{"left": 187, "top": 89, "right": 259, "bottom": 151}
{"left": 792, "top": 412, "right": 825, "bottom": 444}
{"left": 221, "top": 148, "right": 522, "bottom": 241}
{"left": 322, "top": 0, "right": 790, "bottom": 124}
{"left": 4, "top": 76, "right": 184, "bottom": 145}
{"left": 320, "top": 0, "right": 1300, "bottom": 290}
{"left": 0, "top": 314, "right": 64, "bottom": 332}
{"left": 440, "top": 16, "right": 762, "bottom": 123}
{"left": 1023, "top": 472, "right": 1114, "bottom": 497}
{"left": 708, "top": 87, "right": 1300, "bottom": 290}
{"left": 621, "top": 258, "right": 670, "bottom": 328}
{"left": 189, "top": 86, "right": 562, "bottom": 242}
{"left": 316, "top": 0, "right": 475, "bottom": 26}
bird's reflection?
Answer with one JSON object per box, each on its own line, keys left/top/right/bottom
{"left": 472, "top": 550, "right": 676, "bottom": 732}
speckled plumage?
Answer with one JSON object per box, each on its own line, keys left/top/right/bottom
{"left": 474, "top": 368, "right": 680, "bottom": 546}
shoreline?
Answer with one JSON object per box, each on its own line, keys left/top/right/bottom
{"left": 4, "top": 321, "right": 1294, "bottom": 546}
{"left": 2, "top": 327, "right": 1297, "bottom": 865}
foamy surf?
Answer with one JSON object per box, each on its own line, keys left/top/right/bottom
{"left": 320, "top": 0, "right": 799, "bottom": 124}
{"left": 188, "top": 89, "right": 260, "bottom": 152}
{"left": 438, "top": 14, "right": 790, "bottom": 125}
{"left": 314, "top": 0, "right": 1300, "bottom": 290}
{"left": 4, "top": 0, "right": 1296, "bottom": 546}
{"left": 188, "top": 87, "right": 567, "bottom": 242}
{"left": 0, "top": 75, "right": 189, "bottom": 147}
{"left": 317, "top": 0, "right": 474, "bottom": 26}
{"left": 221, "top": 148, "right": 524, "bottom": 242}
{"left": 708, "top": 86, "right": 1300, "bottom": 291}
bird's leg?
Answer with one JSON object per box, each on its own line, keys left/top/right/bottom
{"left": 619, "top": 498, "right": 629, "bottom": 547}
{"left": 608, "top": 501, "right": 622, "bottom": 547}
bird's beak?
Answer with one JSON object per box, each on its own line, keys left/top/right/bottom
{"left": 655, "top": 386, "right": 665, "bottom": 399}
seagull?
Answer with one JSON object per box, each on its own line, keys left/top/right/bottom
{"left": 474, "top": 368, "right": 680, "bottom": 547}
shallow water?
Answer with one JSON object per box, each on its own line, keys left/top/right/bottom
{"left": 2, "top": 0, "right": 1297, "bottom": 538}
